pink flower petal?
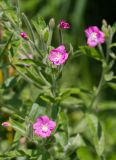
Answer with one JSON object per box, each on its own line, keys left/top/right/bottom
{"left": 33, "top": 115, "right": 56, "bottom": 138}
{"left": 1, "top": 122, "right": 10, "bottom": 127}
{"left": 49, "top": 45, "right": 68, "bottom": 65}
{"left": 85, "top": 26, "right": 105, "bottom": 47}
{"left": 59, "top": 19, "right": 70, "bottom": 29}
{"left": 20, "top": 32, "right": 28, "bottom": 39}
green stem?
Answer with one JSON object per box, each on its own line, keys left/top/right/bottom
{"left": 100, "top": 155, "right": 106, "bottom": 160}
{"left": 89, "top": 67, "right": 105, "bottom": 109}
{"left": 106, "top": 39, "right": 111, "bottom": 63}
{"left": 16, "top": 0, "right": 21, "bottom": 29}
{"left": 51, "top": 72, "right": 56, "bottom": 97}
{"left": 89, "top": 44, "right": 107, "bottom": 110}
{"left": 59, "top": 29, "right": 63, "bottom": 44}
{"left": 98, "top": 44, "right": 105, "bottom": 59}
{"left": 72, "top": 50, "right": 81, "bottom": 55}
{"left": 29, "top": 40, "right": 43, "bottom": 58}
{"left": 51, "top": 69, "right": 59, "bottom": 120}
{"left": 47, "top": 28, "right": 53, "bottom": 46}
{"left": 10, "top": 63, "right": 42, "bottom": 89}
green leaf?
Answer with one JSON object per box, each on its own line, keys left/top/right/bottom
{"left": 25, "top": 117, "right": 33, "bottom": 139}
{"left": 32, "top": 17, "right": 46, "bottom": 33}
{"left": 37, "top": 155, "right": 42, "bottom": 160}
{"left": 26, "top": 66, "right": 45, "bottom": 86}
{"left": 56, "top": 112, "right": 69, "bottom": 145}
{"left": 29, "top": 94, "right": 48, "bottom": 121}
{"left": 2, "top": 76, "right": 18, "bottom": 88}
{"left": 37, "top": 16, "right": 46, "bottom": 30}
{"left": 22, "top": 13, "right": 35, "bottom": 43}
{"left": 0, "top": 32, "right": 14, "bottom": 59}
{"left": 65, "top": 134, "right": 86, "bottom": 156}
{"left": 79, "top": 46, "right": 102, "bottom": 61}
{"left": 43, "top": 27, "right": 49, "bottom": 43}
{"left": 104, "top": 71, "right": 114, "bottom": 81}
{"left": 60, "top": 88, "right": 81, "bottom": 100}
{"left": 77, "top": 147, "right": 95, "bottom": 160}
{"left": 40, "top": 70, "right": 52, "bottom": 84}
{"left": 14, "top": 58, "right": 46, "bottom": 68}
{"left": 109, "top": 43, "right": 116, "bottom": 48}
{"left": 86, "top": 114, "right": 105, "bottom": 156}
{"left": 29, "top": 102, "right": 40, "bottom": 121}
{"left": 112, "top": 22, "right": 116, "bottom": 36}
{"left": 109, "top": 52, "right": 116, "bottom": 59}
{"left": 10, "top": 119, "right": 26, "bottom": 136}
{"left": 107, "top": 82, "right": 116, "bottom": 90}
{"left": 69, "top": 43, "right": 74, "bottom": 55}
{"left": 0, "top": 149, "right": 32, "bottom": 158}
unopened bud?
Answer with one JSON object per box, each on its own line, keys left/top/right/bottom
{"left": 49, "top": 18, "right": 55, "bottom": 29}
{"left": 102, "top": 19, "right": 108, "bottom": 27}
{"left": 20, "top": 32, "right": 28, "bottom": 39}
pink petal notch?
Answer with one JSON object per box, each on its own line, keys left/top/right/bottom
{"left": 85, "top": 26, "right": 105, "bottom": 47}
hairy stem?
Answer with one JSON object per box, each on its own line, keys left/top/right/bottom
{"left": 89, "top": 66, "right": 105, "bottom": 109}
{"left": 51, "top": 69, "right": 59, "bottom": 120}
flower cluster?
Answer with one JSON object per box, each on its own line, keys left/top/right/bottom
{"left": 49, "top": 45, "right": 68, "bottom": 65}
{"left": 33, "top": 116, "right": 56, "bottom": 138}
{"left": 85, "top": 26, "right": 105, "bottom": 47}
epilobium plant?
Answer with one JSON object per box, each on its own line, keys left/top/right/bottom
{"left": 0, "top": 1, "right": 116, "bottom": 160}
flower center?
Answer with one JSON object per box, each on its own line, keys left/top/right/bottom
{"left": 41, "top": 125, "right": 48, "bottom": 132}
{"left": 54, "top": 53, "right": 62, "bottom": 61}
{"left": 90, "top": 32, "right": 97, "bottom": 41}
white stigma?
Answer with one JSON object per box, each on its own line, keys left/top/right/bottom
{"left": 54, "top": 53, "right": 62, "bottom": 61}
{"left": 90, "top": 32, "right": 97, "bottom": 40}
{"left": 42, "top": 125, "right": 48, "bottom": 132}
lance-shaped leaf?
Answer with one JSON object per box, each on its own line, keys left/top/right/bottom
{"left": 22, "top": 13, "right": 35, "bottom": 43}
{"left": 0, "top": 32, "right": 14, "bottom": 59}
{"left": 10, "top": 118, "right": 26, "bottom": 136}
{"left": 79, "top": 46, "right": 102, "bottom": 61}
{"left": 86, "top": 114, "right": 105, "bottom": 156}
{"left": 65, "top": 134, "right": 86, "bottom": 156}
{"left": 29, "top": 94, "right": 51, "bottom": 121}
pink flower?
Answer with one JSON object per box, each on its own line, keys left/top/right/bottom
{"left": 85, "top": 26, "right": 105, "bottom": 47}
{"left": 20, "top": 32, "right": 28, "bottom": 39}
{"left": 59, "top": 19, "right": 70, "bottom": 29}
{"left": 1, "top": 122, "right": 10, "bottom": 127}
{"left": 33, "top": 116, "right": 56, "bottom": 138}
{"left": 49, "top": 45, "right": 68, "bottom": 65}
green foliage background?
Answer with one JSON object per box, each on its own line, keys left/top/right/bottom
{"left": 0, "top": 0, "right": 116, "bottom": 160}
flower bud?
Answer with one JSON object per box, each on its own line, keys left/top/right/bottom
{"left": 1, "top": 122, "right": 10, "bottom": 127}
{"left": 20, "top": 32, "right": 28, "bottom": 39}
{"left": 49, "top": 18, "right": 55, "bottom": 30}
